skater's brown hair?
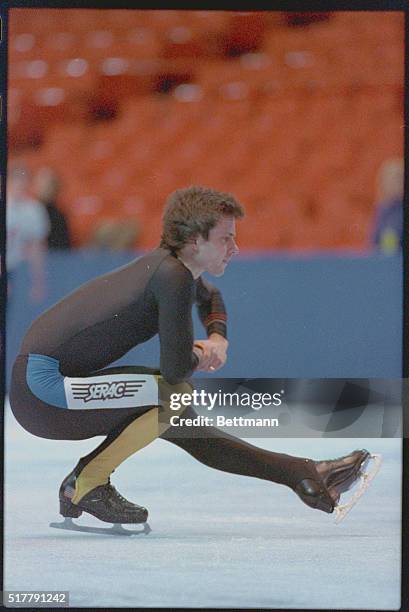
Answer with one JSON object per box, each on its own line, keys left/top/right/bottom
{"left": 160, "top": 185, "right": 244, "bottom": 252}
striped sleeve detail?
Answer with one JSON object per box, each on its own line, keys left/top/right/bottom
{"left": 206, "top": 320, "right": 227, "bottom": 338}
{"left": 204, "top": 312, "right": 227, "bottom": 326}
{"left": 196, "top": 277, "right": 227, "bottom": 339}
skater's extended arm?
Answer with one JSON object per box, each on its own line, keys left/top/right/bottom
{"left": 150, "top": 259, "right": 199, "bottom": 385}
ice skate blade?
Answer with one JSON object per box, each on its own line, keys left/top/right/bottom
{"left": 49, "top": 517, "right": 151, "bottom": 536}
{"left": 334, "top": 454, "right": 382, "bottom": 524}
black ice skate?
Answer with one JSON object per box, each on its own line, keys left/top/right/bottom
{"left": 294, "top": 449, "right": 382, "bottom": 523}
{"left": 50, "top": 470, "right": 151, "bottom": 536}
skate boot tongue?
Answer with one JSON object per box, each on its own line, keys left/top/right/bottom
{"left": 106, "top": 483, "right": 142, "bottom": 510}
{"left": 315, "top": 450, "right": 370, "bottom": 495}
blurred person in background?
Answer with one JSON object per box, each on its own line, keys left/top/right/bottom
{"left": 33, "top": 167, "right": 71, "bottom": 251}
{"left": 90, "top": 218, "right": 141, "bottom": 251}
{"left": 371, "top": 158, "right": 403, "bottom": 254}
{"left": 6, "top": 163, "right": 50, "bottom": 303}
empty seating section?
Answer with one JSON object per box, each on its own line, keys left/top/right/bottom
{"left": 8, "top": 9, "right": 404, "bottom": 249}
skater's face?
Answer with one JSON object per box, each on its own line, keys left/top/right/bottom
{"left": 194, "top": 216, "right": 239, "bottom": 277}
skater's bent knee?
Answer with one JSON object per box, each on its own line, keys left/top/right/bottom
{"left": 157, "top": 378, "right": 193, "bottom": 434}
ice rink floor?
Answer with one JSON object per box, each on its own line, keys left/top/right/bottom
{"left": 4, "top": 402, "right": 402, "bottom": 610}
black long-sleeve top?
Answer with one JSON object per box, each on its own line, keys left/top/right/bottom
{"left": 20, "top": 248, "right": 227, "bottom": 384}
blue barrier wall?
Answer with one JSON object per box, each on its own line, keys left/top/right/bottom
{"left": 6, "top": 250, "right": 402, "bottom": 385}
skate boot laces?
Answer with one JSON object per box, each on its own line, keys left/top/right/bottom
{"left": 108, "top": 484, "right": 132, "bottom": 506}
{"left": 105, "top": 480, "right": 145, "bottom": 511}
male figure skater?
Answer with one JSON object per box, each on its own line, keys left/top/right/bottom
{"left": 10, "top": 186, "right": 374, "bottom": 531}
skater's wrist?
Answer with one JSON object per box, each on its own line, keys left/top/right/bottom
{"left": 208, "top": 333, "right": 228, "bottom": 348}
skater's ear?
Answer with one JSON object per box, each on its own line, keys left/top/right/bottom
{"left": 183, "top": 239, "right": 197, "bottom": 255}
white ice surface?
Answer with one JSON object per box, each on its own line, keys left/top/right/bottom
{"left": 4, "top": 402, "right": 401, "bottom": 610}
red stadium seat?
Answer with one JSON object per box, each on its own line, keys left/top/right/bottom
{"left": 7, "top": 8, "right": 404, "bottom": 250}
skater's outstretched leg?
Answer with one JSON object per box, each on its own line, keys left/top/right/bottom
{"left": 160, "top": 406, "right": 370, "bottom": 514}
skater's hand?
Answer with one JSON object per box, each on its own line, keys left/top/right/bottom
{"left": 194, "top": 334, "right": 228, "bottom": 372}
